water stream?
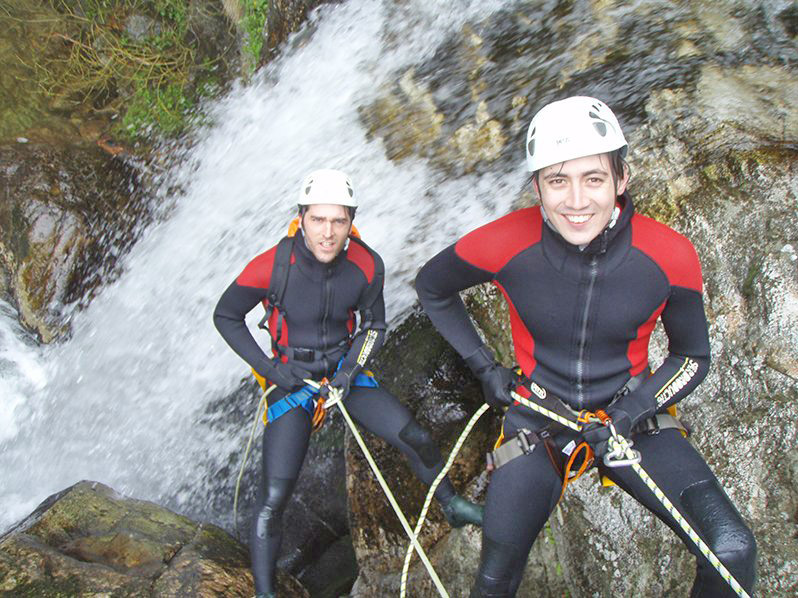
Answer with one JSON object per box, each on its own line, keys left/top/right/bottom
{"left": 0, "top": 0, "right": 520, "bottom": 532}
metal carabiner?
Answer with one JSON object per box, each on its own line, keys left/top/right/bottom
{"left": 603, "top": 448, "right": 642, "bottom": 468}
{"left": 602, "top": 435, "right": 642, "bottom": 468}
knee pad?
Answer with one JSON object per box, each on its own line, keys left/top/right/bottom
{"left": 254, "top": 477, "right": 296, "bottom": 540}
{"left": 681, "top": 479, "right": 757, "bottom": 591}
{"left": 253, "top": 505, "right": 282, "bottom": 539}
{"left": 471, "top": 536, "right": 524, "bottom": 597}
{"left": 398, "top": 420, "right": 440, "bottom": 468}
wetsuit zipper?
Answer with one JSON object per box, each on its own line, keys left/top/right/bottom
{"left": 321, "top": 266, "right": 333, "bottom": 372}
{"left": 576, "top": 254, "right": 599, "bottom": 409}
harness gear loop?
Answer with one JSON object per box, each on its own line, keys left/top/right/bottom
{"left": 303, "top": 378, "right": 450, "bottom": 598}
{"left": 559, "top": 441, "right": 594, "bottom": 501}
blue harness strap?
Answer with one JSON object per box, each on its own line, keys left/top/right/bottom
{"left": 265, "top": 370, "right": 378, "bottom": 424}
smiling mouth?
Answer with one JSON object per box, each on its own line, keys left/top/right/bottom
{"left": 563, "top": 214, "right": 592, "bottom": 224}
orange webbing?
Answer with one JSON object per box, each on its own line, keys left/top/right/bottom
{"left": 594, "top": 409, "right": 611, "bottom": 424}
{"left": 559, "top": 442, "right": 594, "bottom": 501}
{"left": 312, "top": 398, "right": 327, "bottom": 430}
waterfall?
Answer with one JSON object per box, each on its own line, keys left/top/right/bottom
{"left": 0, "top": 0, "right": 520, "bottom": 531}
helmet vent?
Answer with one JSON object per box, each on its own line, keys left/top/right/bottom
{"left": 589, "top": 110, "right": 611, "bottom": 137}
{"left": 527, "top": 138, "right": 535, "bottom": 156}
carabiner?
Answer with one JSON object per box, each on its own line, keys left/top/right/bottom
{"left": 602, "top": 437, "right": 642, "bottom": 468}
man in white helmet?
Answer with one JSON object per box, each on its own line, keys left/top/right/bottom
{"left": 214, "top": 168, "right": 483, "bottom": 598}
{"left": 416, "top": 97, "right": 756, "bottom": 596}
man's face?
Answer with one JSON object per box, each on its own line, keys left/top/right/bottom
{"left": 300, "top": 204, "right": 352, "bottom": 263}
{"left": 534, "top": 153, "right": 628, "bottom": 246}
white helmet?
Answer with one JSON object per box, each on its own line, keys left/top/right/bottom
{"left": 298, "top": 169, "right": 357, "bottom": 207}
{"left": 525, "top": 96, "right": 627, "bottom": 173}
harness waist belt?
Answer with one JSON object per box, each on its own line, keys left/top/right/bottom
{"left": 276, "top": 344, "right": 347, "bottom": 363}
{"left": 487, "top": 412, "right": 688, "bottom": 473}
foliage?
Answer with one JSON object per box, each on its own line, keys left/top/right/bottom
{"left": 241, "top": 0, "right": 268, "bottom": 70}
{"left": 32, "top": 0, "right": 220, "bottom": 140}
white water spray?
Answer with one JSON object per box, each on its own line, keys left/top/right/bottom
{"left": 0, "top": 0, "right": 522, "bottom": 531}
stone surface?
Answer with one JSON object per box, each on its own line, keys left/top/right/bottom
{"left": 350, "top": 1, "right": 798, "bottom": 596}
{"left": 0, "top": 144, "right": 145, "bottom": 342}
{"left": 0, "top": 480, "right": 308, "bottom": 597}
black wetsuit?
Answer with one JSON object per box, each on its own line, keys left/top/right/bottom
{"left": 416, "top": 195, "right": 756, "bottom": 597}
{"left": 214, "top": 231, "right": 456, "bottom": 595}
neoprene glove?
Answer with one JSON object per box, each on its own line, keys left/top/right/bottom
{"left": 464, "top": 345, "right": 516, "bottom": 411}
{"left": 582, "top": 390, "right": 656, "bottom": 458}
{"left": 328, "top": 367, "right": 355, "bottom": 401}
{"left": 259, "top": 358, "right": 312, "bottom": 392}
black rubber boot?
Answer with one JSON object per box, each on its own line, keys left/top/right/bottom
{"left": 441, "top": 495, "right": 484, "bottom": 528}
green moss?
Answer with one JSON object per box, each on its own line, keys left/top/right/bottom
{"left": 3, "top": 575, "right": 84, "bottom": 597}
{"left": 741, "top": 258, "right": 762, "bottom": 303}
{"left": 4, "top": 0, "right": 227, "bottom": 142}
{"left": 241, "top": 0, "right": 268, "bottom": 70}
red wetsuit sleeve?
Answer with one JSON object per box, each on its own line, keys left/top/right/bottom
{"left": 213, "top": 247, "right": 277, "bottom": 378}
{"left": 629, "top": 219, "right": 710, "bottom": 411}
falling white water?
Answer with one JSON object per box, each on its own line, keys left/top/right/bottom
{"left": 0, "top": 0, "right": 524, "bottom": 531}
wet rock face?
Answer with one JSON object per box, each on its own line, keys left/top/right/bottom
{"left": 352, "top": 1, "right": 797, "bottom": 596}
{"left": 264, "top": 0, "right": 341, "bottom": 59}
{"left": 345, "top": 309, "right": 500, "bottom": 595}
{"left": 0, "top": 480, "right": 308, "bottom": 597}
{"left": 0, "top": 144, "right": 144, "bottom": 342}
{"left": 362, "top": 0, "right": 797, "bottom": 177}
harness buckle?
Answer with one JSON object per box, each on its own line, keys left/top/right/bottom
{"left": 517, "top": 429, "right": 532, "bottom": 454}
{"left": 293, "top": 347, "right": 315, "bottom": 362}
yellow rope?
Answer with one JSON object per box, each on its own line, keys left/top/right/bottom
{"left": 233, "top": 384, "right": 276, "bottom": 539}
{"left": 399, "top": 403, "right": 489, "bottom": 597}
{"left": 608, "top": 436, "right": 750, "bottom": 598}
{"left": 303, "top": 380, "right": 449, "bottom": 597}
{"left": 510, "top": 388, "right": 749, "bottom": 598}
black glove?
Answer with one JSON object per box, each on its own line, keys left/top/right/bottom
{"left": 325, "top": 366, "right": 355, "bottom": 402}
{"left": 464, "top": 345, "right": 516, "bottom": 411}
{"left": 259, "top": 358, "right": 312, "bottom": 392}
{"left": 582, "top": 390, "right": 655, "bottom": 458}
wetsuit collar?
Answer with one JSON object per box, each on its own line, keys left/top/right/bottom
{"left": 541, "top": 193, "right": 634, "bottom": 255}
{"left": 293, "top": 229, "right": 348, "bottom": 280}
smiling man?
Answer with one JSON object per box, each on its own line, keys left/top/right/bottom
{"left": 213, "top": 169, "right": 482, "bottom": 598}
{"left": 415, "top": 97, "right": 756, "bottom": 597}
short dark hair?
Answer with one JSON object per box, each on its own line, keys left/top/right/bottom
{"left": 531, "top": 149, "right": 630, "bottom": 195}
{"left": 297, "top": 205, "right": 356, "bottom": 220}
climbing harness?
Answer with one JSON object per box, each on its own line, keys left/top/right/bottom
{"left": 508, "top": 389, "right": 751, "bottom": 598}
{"left": 304, "top": 378, "right": 450, "bottom": 598}
{"left": 399, "top": 403, "right": 491, "bottom": 598}
{"left": 256, "top": 224, "right": 384, "bottom": 360}
{"left": 233, "top": 383, "right": 276, "bottom": 540}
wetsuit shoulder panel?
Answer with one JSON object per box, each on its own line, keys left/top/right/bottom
{"left": 346, "top": 236, "right": 379, "bottom": 283}
{"left": 630, "top": 214, "right": 702, "bottom": 292}
{"left": 236, "top": 244, "right": 279, "bottom": 289}
{"left": 454, "top": 208, "right": 543, "bottom": 274}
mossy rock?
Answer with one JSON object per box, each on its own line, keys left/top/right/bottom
{"left": 0, "top": 480, "right": 310, "bottom": 597}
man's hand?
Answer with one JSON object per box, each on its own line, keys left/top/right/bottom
{"left": 319, "top": 368, "right": 354, "bottom": 409}
{"left": 464, "top": 345, "right": 517, "bottom": 411}
{"left": 583, "top": 390, "right": 655, "bottom": 457}
{"left": 260, "top": 359, "right": 312, "bottom": 392}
